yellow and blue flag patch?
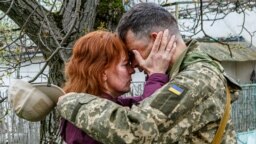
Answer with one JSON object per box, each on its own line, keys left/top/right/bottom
{"left": 168, "top": 84, "right": 184, "bottom": 96}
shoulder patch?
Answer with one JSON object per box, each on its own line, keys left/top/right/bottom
{"left": 168, "top": 84, "right": 184, "bottom": 96}
{"left": 150, "top": 82, "right": 188, "bottom": 118}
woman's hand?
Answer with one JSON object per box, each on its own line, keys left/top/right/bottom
{"left": 133, "top": 29, "right": 176, "bottom": 76}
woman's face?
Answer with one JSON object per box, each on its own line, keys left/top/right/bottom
{"left": 104, "top": 56, "right": 135, "bottom": 97}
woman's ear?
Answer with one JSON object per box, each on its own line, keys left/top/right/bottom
{"left": 103, "top": 70, "right": 108, "bottom": 81}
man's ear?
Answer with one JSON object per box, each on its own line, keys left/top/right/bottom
{"left": 150, "top": 32, "right": 158, "bottom": 41}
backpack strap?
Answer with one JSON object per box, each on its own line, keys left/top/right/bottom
{"left": 212, "top": 86, "right": 231, "bottom": 144}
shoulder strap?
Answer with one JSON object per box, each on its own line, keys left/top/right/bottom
{"left": 212, "top": 86, "right": 231, "bottom": 144}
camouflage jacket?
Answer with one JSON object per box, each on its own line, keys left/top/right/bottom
{"left": 57, "top": 40, "right": 240, "bottom": 144}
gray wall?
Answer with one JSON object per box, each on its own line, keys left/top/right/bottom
{"left": 221, "top": 61, "right": 256, "bottom": 84}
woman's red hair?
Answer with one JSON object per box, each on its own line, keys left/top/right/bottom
{"left": 63, "top": 30, "right": 128, "bottom": 96}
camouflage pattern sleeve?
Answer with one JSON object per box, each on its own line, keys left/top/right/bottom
{"left": 137, "top": 61, "right": 237, "bottom": 143}
{"left": 57, "top": 93, "right": 160, "bottom": 144}
{"left": 57, "top": 61, "right": 237, "bottom": 143}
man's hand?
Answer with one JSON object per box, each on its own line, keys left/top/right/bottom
{"left": 133, "top": 29, "right": 176, "bottom": 76}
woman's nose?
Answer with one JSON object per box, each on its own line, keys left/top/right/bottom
{"left": 129, "top": 67, "right": 135, "bottom": 74}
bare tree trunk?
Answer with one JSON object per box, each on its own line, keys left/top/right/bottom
{"left": 0, "top": 0, "right": 99, "bottom": 143}
{"left": 0, "top": 0, "right": 99, "bottom": 85}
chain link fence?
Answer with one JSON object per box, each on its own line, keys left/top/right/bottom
{"left": 231, "top": 84, "right": 256, "bottom": 144}
{"left": 0, "top": 87, "right": 40, "bottom": 144}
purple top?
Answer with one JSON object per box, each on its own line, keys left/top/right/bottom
{"left": 60, "top": 73, "right": 169, "bottom": 144}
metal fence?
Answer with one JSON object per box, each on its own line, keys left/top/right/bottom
{"left": 0, "top": 88, "right": 40, "bottom": 144}
{"left": 231, "top": 84, "right": 256, "bottom": 132}
{"left": 124, "top": 81, "right": 145, "bottom": 96}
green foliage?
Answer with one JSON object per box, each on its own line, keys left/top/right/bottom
{"left": 96, "top": 22, "right": 108, "bottom": 31}
{"left": 0, "top": 13, "right": 20, "bottom": 50}
{"left": 0, "top": 49, "right": 7, "bottom": 63}
{"left": 0, "top": 12, "right": 23, "bottom": 85}
{"left": 0, "top": 24, "right": 22, "bottom": 65}
{"left": 94, "top": 0, "right": 125, "bottom": 31}
{"left": 0, "top": 24, "right": 18, "bottom": 43}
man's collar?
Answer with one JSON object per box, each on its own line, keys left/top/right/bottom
{"left": 168, "top": 39, "right": 198, "bottom": 79}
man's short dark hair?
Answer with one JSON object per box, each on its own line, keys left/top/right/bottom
{"left": 117, "top": 3, "right": 179, "bottom": 43}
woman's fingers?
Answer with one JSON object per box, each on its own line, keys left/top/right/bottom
{"left": 159, "top": 29, "right": 169, "bottom": 52}
{"left": 166, "top": 35, "right": 176, "bottom": 52}
{"left": 133, "top": 29, "right": 177, "bottom": 76}
{"left": 163, "top": 35, "right": 176, "bottom": 61}
{"left": 132, "top": 50, "right": 144, "bottom": 67}
{"left": 151, "top": 31, "right": 163, "bottom": 54}
{"left": 168, "top": 42, "right": 176, "bottom": 58}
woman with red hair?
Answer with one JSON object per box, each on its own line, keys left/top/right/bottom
{"left": 60, "top": 30, "right": 173, "bottom": 144}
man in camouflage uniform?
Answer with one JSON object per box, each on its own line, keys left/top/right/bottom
{"left": 57, "top": 3, "right": 240, "bottom": 144}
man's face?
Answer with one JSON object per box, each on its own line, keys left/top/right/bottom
{"left": 125, "top": 30, "right": 153, "bottom": 69}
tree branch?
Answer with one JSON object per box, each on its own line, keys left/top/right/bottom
{"left": 28, "top": 46, "right": 63, "bottom": 83}
{"left": 199, "top": 0, "right": 233, "bottom": 57}
{"left": 0, "top": 0, "right": 14, "bottom": 20}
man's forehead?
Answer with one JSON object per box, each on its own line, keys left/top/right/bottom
{"left": 125, "top": 30, "right": 136, "bottom": 43}
{"left": 125, "top": 31, "right": 148, "bottom": 50}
